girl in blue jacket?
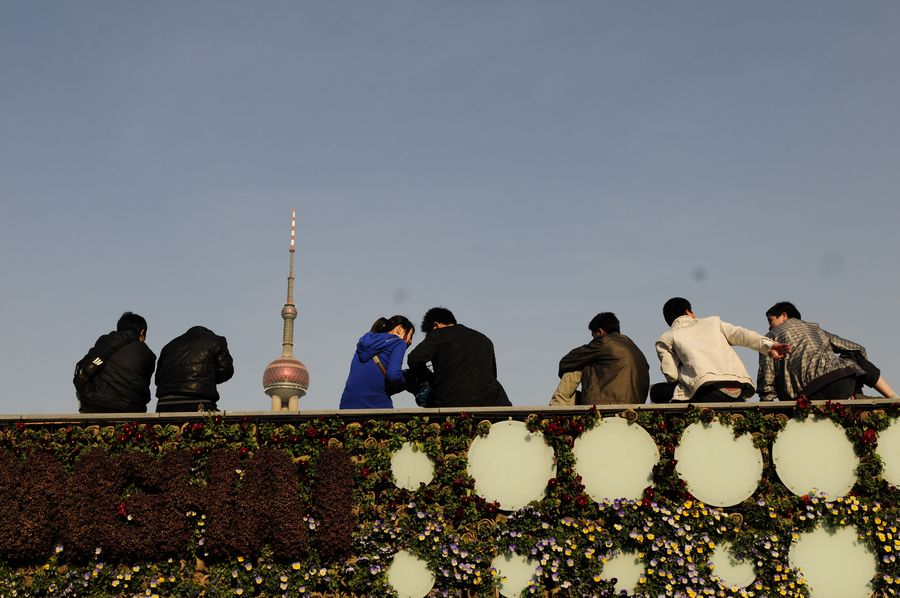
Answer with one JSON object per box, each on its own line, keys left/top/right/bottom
{"left": 339, "top": 315, "right": 415, "bottom": 409}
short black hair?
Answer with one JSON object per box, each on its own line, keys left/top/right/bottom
{"left": 588, "top": 312, "right": 620, "bottom": 334}
{"left": 117, "top": 312, "right": 147, "bottom": 335}
{"left": 663, "top": 297, "right": 692, "bottom": 326}
{"left": 766, "top": 301, "right": 802, "bottom": 320}
{"left": 421, "top": 307, "right": 456, "bottom": 333}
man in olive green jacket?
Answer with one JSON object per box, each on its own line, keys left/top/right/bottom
{"left": 550, "top": 312, "right": 650, "bottom": 405}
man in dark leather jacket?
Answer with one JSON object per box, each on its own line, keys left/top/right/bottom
{"left": 155, "top": 326, "right": 234, "bottom": 412}
{"left": 77, "top": 312, "right": 156, "bottom": 413}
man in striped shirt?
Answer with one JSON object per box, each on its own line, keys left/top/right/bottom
{"left": 757, "top": 301, "right": 895, "bottom": 401}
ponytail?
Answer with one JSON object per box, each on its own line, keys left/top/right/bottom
{"left": 370, "top": 315, "right": 415, "bottom": 334}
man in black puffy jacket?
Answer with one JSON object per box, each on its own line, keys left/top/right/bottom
{"left": 154, "top": 326, "right": 234, "bottom": 412}
{"left": 77, "top": 312, "right": 156, "bottom": 413}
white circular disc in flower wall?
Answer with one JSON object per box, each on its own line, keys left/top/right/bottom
{"left": 573, "top": 416, "right": 659, "bottom": 502}
{"left": 492, "top": 553, "right": 539, "bottom": 597}
{"left": 772, "top": 418, "right": 858, "bottom": 499}
{"left": 709, "top": 541, "right": 756, "bottom": 589}
{"left": 391, "top": 442, "right": 435, "bottom": 491}
{"left": 386, "top": 550, "right": 435, "bottom": 598}
{"left": 675, "top": 421, "right": 762, "bottom": 507}
{"left": 467, "top": 420, "right": 556, "bottom": 511}
{"left": 601, "top": 551, "right": 643, "bottom": 594}
{"left": 789, "top": 525, "right": 876, "bottom": 598}
{"left": 876, "top": 418, "right": 900, "bottom": 487}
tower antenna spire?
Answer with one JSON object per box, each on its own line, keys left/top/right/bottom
{"left": 282, "top": 207, "right": 297, "bottom": 355}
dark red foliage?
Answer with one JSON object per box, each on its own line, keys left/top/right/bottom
{"left": 311, "top": 447, "right": 355, "bottom": 561}
{"left": 57, "top": 449, "right": 198, "bottom": 563}
{"left": 202, "top": 447, "right": 309, "bottom": 561}
{"left": 0, "top": 451, "right": 66, "bottom": 564}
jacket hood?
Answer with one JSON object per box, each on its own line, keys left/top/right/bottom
{"left": 356, "top": 332, "right": 402, "bottom": 362}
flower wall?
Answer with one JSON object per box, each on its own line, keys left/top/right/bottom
{"left": 0, "top": 402, "right": 899, "bottom": 597}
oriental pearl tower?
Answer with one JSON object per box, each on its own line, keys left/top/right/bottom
{"left": 263, "top": 208, "right": 310, "bottom": 411}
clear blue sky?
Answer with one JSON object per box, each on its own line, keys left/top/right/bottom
{"left": 2, "top": 2, "right": 899, "bottom": 414}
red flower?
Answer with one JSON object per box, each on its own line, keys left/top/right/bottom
{"left": 305, "top": 426, "right": 318, "bottom": 438}
{"left": 575, "top": 494, "right": 589, "bottom": 507}
{"left": 117, "top": 502, "right": 127, "bottom": 517}
{"left": 546, "top": 422, "right": 565, "bottom": 436}
{"left": 239, "top": 447, "right": 250, "bottom": 456}
{"left": 796, "top": 395, "right": 811, "bottom": 409}
{"left": 862, "top": 428, "right": 878, "bottom": 445}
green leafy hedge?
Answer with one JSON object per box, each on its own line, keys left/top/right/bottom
{"left": 0, "top": 402, "right": 898, "bottom": 597}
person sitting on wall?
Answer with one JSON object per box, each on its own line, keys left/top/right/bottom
{"left": 758, "top": 301, "right": 896, "bottom": 401}
{"left": 407, "top": 307, "right": 511, "bottom": 408}
{"left": 75, "top": 312, "right": 157, "bottom": 413}
{"left": 155, "top": 326, "right": 234, "bottom": 412}
{"left": 651, "top": 297, "right": 790, "bottom": 403}
{"left": 550, "top": 312, "right": 650, "bottom": 405}
{"left": 339, "top": 315, "right": 415, "bottom": 409}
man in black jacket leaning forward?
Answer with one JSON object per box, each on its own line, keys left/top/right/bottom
{"left": 76, "top": 312, "right": 156, "bottom": 413}
{"left": 407, "top": 307, "right": 511, "bottom": 408}
{"left": 155, "top": 326, "right": 234, "bottom": 412}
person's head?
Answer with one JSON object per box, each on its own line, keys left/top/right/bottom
{"left": 421, "top": 307, "right": 456, "bottom": 333}
{"left": 663, "top": 297, "right": 693, "bottom": 326}
{"left": 117, "top": 311, "right": 147, "bottom": 341}
{"left": 588, "top": 312, "right": 620, "bottom": 337}
{"left": 371, "top": 315, "right": 415, "bottom": 345}
{"left": 765, "top": 301, "right": 801, "bottom": 330}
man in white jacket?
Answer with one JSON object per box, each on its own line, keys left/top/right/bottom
{"left": 651, "top": 297, "right": 790, "bottom": 403}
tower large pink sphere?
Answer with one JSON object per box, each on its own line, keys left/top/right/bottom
{"left": 263, "top": 356, "right": 309, "bottom": 408}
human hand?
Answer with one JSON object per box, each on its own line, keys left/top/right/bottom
{"left": 768, "top": 343, "right": 791, "bottom": 360}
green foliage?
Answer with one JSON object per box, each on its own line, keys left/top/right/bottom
{"left": 0, "top": 402, "right": 899, "bottom": 596}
